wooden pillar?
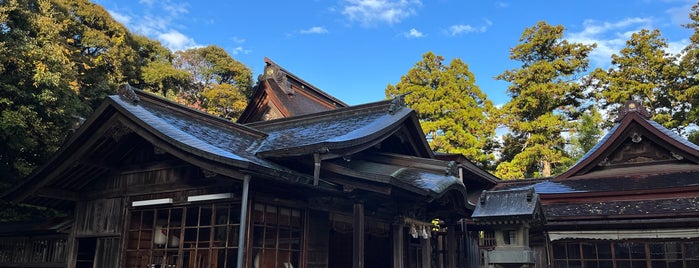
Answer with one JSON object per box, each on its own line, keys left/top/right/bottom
{"left": 392, "top": 224, "right": 404, "bottom": 268}
{"left": 447, "top": 225, "right": 457, "bottom": 268}
{"left": 421, "top": 233, "right": 431, "bottom": 268}
{"left": 353, "top": 203, "right": 365, "bottom": 268}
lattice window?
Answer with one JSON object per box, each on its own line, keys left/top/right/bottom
{"left": 250, "top": 203, "right": 302, "bottom": 268}
{"left": 552, "top": 239, "right": 699, "bottom": 268}
{"left": 125, "top": 203, "right": 240, "bottom": 268}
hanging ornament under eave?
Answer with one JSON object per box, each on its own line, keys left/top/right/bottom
{"left": 410, "top": 224, "right": 418, "bottom": 238}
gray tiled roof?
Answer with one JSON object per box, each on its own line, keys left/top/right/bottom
{"left": 249, "top": 101, "right": 413, "bottom": 157}
{"left": 472, "top": 188, "right": 539, "bottom": 219}
{"left": 545, "top": 197, "right": 699, "bottom": 218}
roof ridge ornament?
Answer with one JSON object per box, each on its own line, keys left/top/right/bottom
{"left": 118, "top": 83, "right": 140, "bottom": 104}
{"left": 615, "top": 100, "right": 650, "bottom": 122}
{"left": 388, "top": 93, "right": 408, "bottom": 115}
{"left": 264, "top": 63, "right": 294, "bottom": 95}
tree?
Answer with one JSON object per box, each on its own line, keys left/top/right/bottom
{"left": 679, "top": 3, "right": 699, "bottom": 126}
{"left": 495, "top": 21, "right": 595, "bottom": 179}
{"left": 386, "top": 52, "right": 498, "bottom": 169}
{"left": 173, "top": 46, "right": 253, "bottom": 119}
{"left": 588, "top": 29, "right": 682, "bottom": 130}
{"left": 0, "top": 0, "right": 86, "bottom": 190}
{"left": 0, "top": 0, "right": 176, "bottom": 192}
{"left": 568, "top": 108, "right": 603, "bottom": 160}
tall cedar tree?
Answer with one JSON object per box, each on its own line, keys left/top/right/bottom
{"left": 495, "top": 21, "right": 595, "bottom": 179}
{"left": 173, "top": 46, "right": 253, "bottom": 120}
{"left": 386, "top": 52, "right": 498, "bottom": 170}
{"left": 587, "top": 29, "right": 682, "bottom": 131}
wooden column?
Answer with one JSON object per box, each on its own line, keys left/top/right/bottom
{"left": 392, "top": 224, "right": 404, "bottom": 268}
{"left": 447, "top": 225, "right": 457, "bottom": 268}
{"left": 353, "top": 203, "right": 365, "bottom": 268}
{"left": 421, "top": 233, "right": 431, "bottom": 268}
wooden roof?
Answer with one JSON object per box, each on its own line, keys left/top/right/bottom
{"left": 493, "top": 101, "right": 699, "bottom": 227}
{"left": 237, "top": 57, "right": 349, "bottom": 123}
{"left": 4, "top": 86, "right": 468, "bottom": 215}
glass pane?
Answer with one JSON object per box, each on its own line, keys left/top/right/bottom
{"left": 649, "top": 243, "right": 665, "bottom": 259}
{"left": 200, "top": 207, "right": 213, "bottom": 226}
{"left": 186, "top": 207, "right": 199, "bottom": 227}
{"left": 567, "top": 243, "right": 580, "bottom": 259}
{"left": 651, "top": 260, "right": 668, "bottom": 268}
{"left": 553, "top": 243, "right": 567, "bottom": 259}
{"left": 630, "top": 260, "right": 646, "bottom": 268}
{"left": 214, "top": 206, "right": 229, "bottom": 226}
{"left": 582, "top": 242, "right": 596, "bottom": 259}
{"left": 615, "top": 242, "right": 630, "bottom": 260}
{"left": 554, "top": 260, "right": 567, "bottom": 268}
{"left": 685, "top": 241, "right": 699, "bottom": 259}
{"left": 598, "top": 260, "right": 613, "bottom": 268}
{"left": 628, "top": 242, "right": 645, "bottom": 259}
{"left": 583, "top": 261, "right": 598, "bottom": 268}
{"left": 615, "top": 260, "right": 631, "bottom": 268}
{"left": 597, "top": 241, "right": 612, "bottom": 259}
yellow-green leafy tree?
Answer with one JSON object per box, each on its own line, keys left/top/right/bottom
{"left": 587, "top": 29, "right": 682, "bottom": 131}
{"left": 495, "top": 21, "right": 595, "bottom": 179}
{"left": 386, "top": 52, "right": 498, "bottom": 170}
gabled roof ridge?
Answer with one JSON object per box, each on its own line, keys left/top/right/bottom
{"left": 264, "top": 57, "right": 349, "bottom": 107}
{"left": 245, "top": 98, "right": 396, "bottom": 129}
{"left": 128, "top": 87, "right": 268, "bottom": 138}
{"left": 555, "top": 105, "right": 699, "bottom": 180}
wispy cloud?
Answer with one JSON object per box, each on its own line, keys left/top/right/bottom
{"left": 495, "top": 2, "right": 509, "bottom": 8}
{"left": 404, "top": 28, "right": 424, "bottom": 38}
{"left": 300, "top": 26, "right": 329, "bottom": 34}
{"left": 567, "top": 17, "right": 654, "bottom": 68}
{"left": 231, "top": 46, "right": 252, "bottom": 55}
{"left": 107, "top": 10, "right": 131, "bottom": 25}
{"left": 341, "top": 0, "right": 422, "bottom": 27}
{"left": 448, "top": 19, "right": 492, "bottom": 36}
{"left": 104, "top": 0, "right": 199, "bottom": 51}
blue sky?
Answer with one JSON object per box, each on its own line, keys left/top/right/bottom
{"left": 95, "top": 0, "right": 696, "bottom": 106}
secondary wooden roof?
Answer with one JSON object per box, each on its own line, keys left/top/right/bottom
{"left": 494, "top": 101, "right": 699, "bottom": 226}
{"left": 237, "top": 57, "right": 348, "bottom": 123}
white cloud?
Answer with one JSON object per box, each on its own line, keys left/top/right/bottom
{"left": 495, "top": 2, "right": 509, "bottom": 8}
{"left": 158, "top": 30, "right": 198, "bottom": 51}
{"left": 404, "top": 28, "right": 424, "bottom": 38}
{"left": 566, "top": 18, "right": 653, "bottom": 69}
{"left": 107, "top": 10, "right": 131, "bottom": 25}
{"left": 104, "top": 0, "right": 200, "bottom": 52}
{"left": 448, "top": 20, "right": 491, "bottom": 36}
{"left": 341, "top": 0, "right": 422, "bottom": 27}
{"left": 231, "top": 36, "right": 246, "bottom": 43}
{"left": 300, "top": 26, "right": 329, "bottom": 34}
{"left": 666, "top": 3, "right": 693, "bottom": 25}
{"left": 231, "top": 46, "right": 252, "bottom": 55}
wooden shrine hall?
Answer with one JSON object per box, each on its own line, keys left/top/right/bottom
{"left": 1, "top": 58, "right": 487, "bottom": 268}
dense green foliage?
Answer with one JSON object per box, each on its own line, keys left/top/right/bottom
{"left": 386, "top": 52, "right": 498, "bottom": 169}
{"left": 173, "top": 46, "right": 253, "bottom": 119}
{"left": 587, "top": 29, "right": 682, "bottom": 130}
{"left": 0, "top": 0, "right": 251, "bottom": 195}
{"left": 494, "top": 22, "right": 595, "bottom": 179}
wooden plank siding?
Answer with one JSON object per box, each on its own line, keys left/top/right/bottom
{"left": 75, "top": 198, "right": 125, "bottom": 237}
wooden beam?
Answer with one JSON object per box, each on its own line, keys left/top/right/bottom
{"left": 36, "top": 188, "right": 78, "bottom": 201}
{"left": 353, "top": 202, "right": 365, "bottom": 268}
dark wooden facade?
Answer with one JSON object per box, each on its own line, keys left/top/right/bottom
{"left": 3, "top": 77, "right": 474, "bottom": 268}
{"left": 484, "top": 101, "right": 699, "bottom": 268}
